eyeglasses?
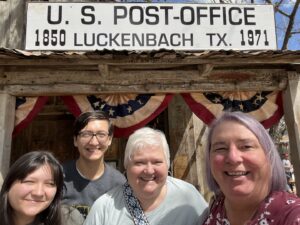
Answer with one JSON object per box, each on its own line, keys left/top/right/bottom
{"left": 78, "top": 131, "right": 109, "bottom": 142}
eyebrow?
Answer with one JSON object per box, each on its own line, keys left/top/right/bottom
{"left": 211, "top": 138, "right": 255, "bottom": 146}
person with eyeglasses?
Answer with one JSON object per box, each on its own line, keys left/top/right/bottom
{"left": 62, "top": 111, "right": 126, "bottom": 220}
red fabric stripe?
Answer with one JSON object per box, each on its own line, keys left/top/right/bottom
{"left": 114, "top": 94, "right": 174, "bottom": 137}
{"left": 13, "top": 96, "right": 49, "bottom": 137}
{"left": 60, "top": 96, "right": 82, "bottom": 116}
{"left": 260, "top": 91, "right": 283, "bottom": 129}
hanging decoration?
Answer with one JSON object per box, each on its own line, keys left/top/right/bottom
{"left": 61, "top": 94, "right": 174, "bottom": 137}
{"left": 12, "top": 91, "right": 282, "bottom": 138}
{"left": 13, "top": 96, "right": 49, "bottom": 137}
{"left": 181, "top": 91, "right": 283, "bottom": 128}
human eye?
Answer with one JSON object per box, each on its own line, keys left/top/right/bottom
{"left": 21, "top": 179, "right": 35, "bottom": 184}
{"left": 153, "top": 160, "right": 164, "bottom": 165}
{"left": 240, "top": 140, "right": 255, "bottom": 151}
{"left": 45, "top": 181, "right": 56, "bottom": 187}
{"left": 80, "top": 131, "right": 92, "bottom": 138}
{"left": 134, "top": 161, "right": 145, "bottom": 166}
{"left": 211, "top": 144, "right": 227, "bottom": 152}
{"left": 96, "top": 132, "right": 108, "bottom": 139}
{"left": 240, "top": 144, "right": 254, "bottom": 151}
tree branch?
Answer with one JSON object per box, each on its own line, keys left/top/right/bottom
{"left": 281, "top": 0, "right": 300, "bottom": 49}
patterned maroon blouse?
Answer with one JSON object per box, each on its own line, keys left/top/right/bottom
{"left": 203, "top": 191, "right": 300, "bottom": 225}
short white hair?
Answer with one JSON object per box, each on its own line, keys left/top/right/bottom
{"left": 124, "top": 127, "right": 170, "bottom": 169}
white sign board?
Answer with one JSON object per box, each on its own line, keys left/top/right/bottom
{"left": 25, "top": 3, "right": 277, "bottom": 51}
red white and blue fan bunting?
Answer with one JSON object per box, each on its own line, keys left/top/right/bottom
{"left": 181, "top": 91, "right": 283, "bottom": 128}
{"left": 61, "top": 94, "right": 174, "bottom": 137}
{"left": 13, "top": 96, "right": 49, "bottom": 137}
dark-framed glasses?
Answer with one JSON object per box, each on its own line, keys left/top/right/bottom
{"left": 78, "top": 131, "right": 109, "bottom": 142}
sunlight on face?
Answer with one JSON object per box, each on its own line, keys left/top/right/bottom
{"left": 8, "top": 164, "right": 57, "bottom": 224}
{"left": 126, "top": 146, "right": 168, "bottom": 202}
{"left": 210, "top": 121, "right": 271, "bottom": 202}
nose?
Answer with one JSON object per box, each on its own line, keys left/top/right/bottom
{"left": 226, "top": 144, "right": 242, "bottom": 164}
{"left": 31, "top": 183, "right": 45, "bottom": 197}
{"left": 144, "top": 163, "right": 155, "bottom": 174}
{"left": 89, "top": 135, "right": 100, "bottom": 145}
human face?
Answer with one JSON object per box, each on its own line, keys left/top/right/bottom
{"left": 126, "top": 146, "right": 168, "bottom": 202}
{"left": 74, "top": 119, "right": 112, "bottom": 162}
{"left": 210, "top": 121, "right": 271, "bottom": 202}
{"left": 8, "top": 164, "right": 57, "bottom": 224}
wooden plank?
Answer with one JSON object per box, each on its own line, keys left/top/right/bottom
{"left": 283, "top": 72, "right": 300, "bottom": 196}
{"left": 0, "top": 53, "right": 300, "bottom": 66}
{"left": 0, "top": 93, "right": 15, "bottom": 186}
{"left": 0, "top": 78, "right": 287, "bottom": 96}
{"left": 0, "top": 67, "right": 288, "bottom": 95}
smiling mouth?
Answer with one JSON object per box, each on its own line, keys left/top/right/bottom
{"left": 86, "top": 147, "right": 102, "bottom": 152}
{"left": 225, "top": 171, "right": 249, "bottom": 176}
{"left": 141, "top": 176, "right": 156, "bottom": 181}
{"left": 26, "top": 199, "right": 45, "bottom": 203}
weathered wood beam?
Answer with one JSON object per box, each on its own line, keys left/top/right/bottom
{"left": 0, "top": 77, "right": 287, "bottom": 96}
{"left": 0, "top": 65, "right": 289, "bottom": 95}
{"left": 0, "top": 93, "right": 15, "bottom": 186}
{"left": 283, "top": 72, "right": 300, "bottom": 197}
{"left": 0, "top": 54, "right": 300, "bottom": 67}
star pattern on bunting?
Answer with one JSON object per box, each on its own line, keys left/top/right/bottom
{"left": 203, "top": 91, "right": 271, "bottom": 113}
{"left": 16, "top": 97, "right": 27, "bottom": 108}
{"left": 86, "top": 94, "right": 153, "bottom": 118}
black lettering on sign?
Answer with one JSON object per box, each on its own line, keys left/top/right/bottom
{"left": 47, "top": 5, "right": 62, "bottom": 25}
{"left": 114, "top": 6, "right": 127, "bottom": 25}
{"left": 81, "top": 6, "right": 95, "bottom": 25}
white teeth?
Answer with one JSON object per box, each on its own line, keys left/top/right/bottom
{"left": 227, "top": 171, "right": 247, "bottom": 176}
{"left": 141, "top": 177, "right": 155, "bottom": 181}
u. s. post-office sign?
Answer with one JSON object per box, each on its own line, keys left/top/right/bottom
{"left": 25, "top": 3, "right": 277, "bottom": 51}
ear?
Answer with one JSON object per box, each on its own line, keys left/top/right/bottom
{"left": 107, "top": 136, "right": 113, "bottom": 146}
{"left": 73, "top": 136, "right": 78, "bottom": 147}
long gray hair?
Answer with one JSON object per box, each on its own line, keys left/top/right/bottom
{"left": 205, "top": 111, "right": 287, "bottom": 195}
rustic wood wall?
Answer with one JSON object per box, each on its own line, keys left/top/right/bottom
{"left": 0, "top": 0, "right": 25, "bottom": 49}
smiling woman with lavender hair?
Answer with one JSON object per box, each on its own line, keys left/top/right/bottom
{"left": 202, "top": 111, "right": 300, "bottom": 225}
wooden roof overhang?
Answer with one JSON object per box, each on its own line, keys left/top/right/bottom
{"left": 0, "top": 48, "right": 299, "bottom": 96}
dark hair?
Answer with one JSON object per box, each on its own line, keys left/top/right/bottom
{"left": 0, "top": 151, "right": 64, "bottom": 225}
{"left": 73, "top": 111, "right": 114, "bottom": 137}
{"left": 205, "top": 111, "right": 287, "bottom": 195}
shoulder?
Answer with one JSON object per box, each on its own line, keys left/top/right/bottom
{"left": 167, "top": 176, "right": 207, "bottom": 202}
{"left": 104, "top": 163, "right": 126, "bottom": 180}
{"left": 61, "top": 205, "right": 84, "bottom": 225}
{"left": 93, "top": 184, "right": 124, "bottom": 207}
{"left": 85, "top": 185, "right": 125, "bottom": 224}
{"left": 167, "top": 176, "right": 197, "bottom": 191}
{"left": 62, "top": 160, "right": 76, "bottom": 171}
{"left": 104, "top": 163, "right": 122, "bottom": 174}
{"left": 268, "top": 191, "right": 300, "bottom": 223}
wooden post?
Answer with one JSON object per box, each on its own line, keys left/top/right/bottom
{"left": 283, "top": 72, "right": 300, "bottom": 196}
{"left": 168, "top": 94, "right": 212, "bottom": 200}
{"left": 0, "top": 93, "right": 15, "bottom": 187}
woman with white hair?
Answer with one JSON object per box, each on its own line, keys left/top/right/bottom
{"left": 84, "top": 127, "right": 208, "bottom": 225}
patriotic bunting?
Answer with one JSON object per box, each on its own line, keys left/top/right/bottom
{"left": 181, "top": 91, "right": 283, "bottom": 128}
{"left": 61, "top": 94, "right": 174, "bottom": 137}
{"left": 13, "top": 92, "right": 283, "bottom": 137}
{"left": 13, "top": 96, "right": 49, "bottom": 137}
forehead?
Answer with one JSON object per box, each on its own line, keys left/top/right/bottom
{"left": 83, "top": 119, "right": 109, "bottom": 129}
{"left": 211, "top": 120, "right": 257, "bottom": 141}
{"left": 131, "top": 146, "right": 166, "bottom": 159}
{"left": 25, "top": 164, "right": 54, "bottom": 179}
